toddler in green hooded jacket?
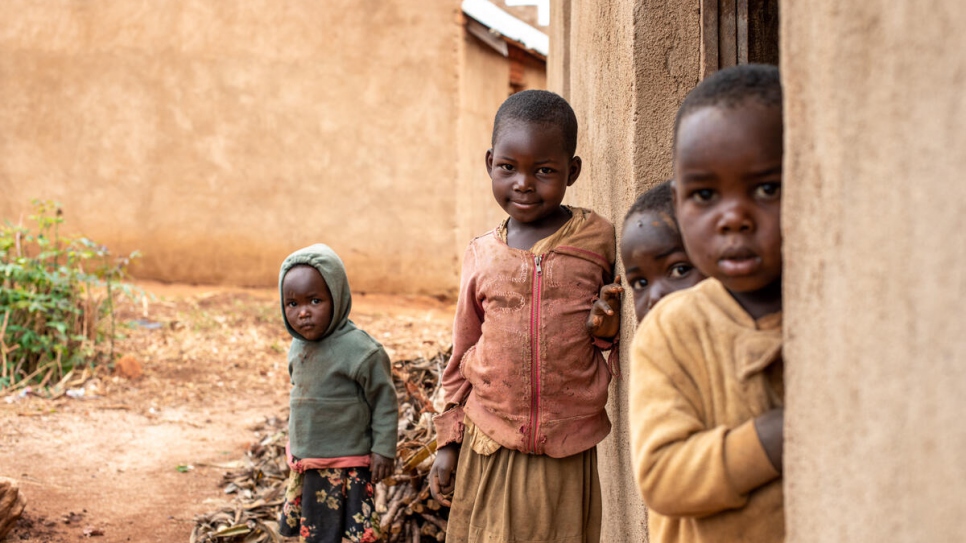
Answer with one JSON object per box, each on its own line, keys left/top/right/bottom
{"left": 277, "top": 244, "right": 397, "bottom": 543}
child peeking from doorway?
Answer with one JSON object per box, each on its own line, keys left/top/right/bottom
{"left": 590, "top": 179, "right": 707, "bottom": 327}
{"left": 277, "top": 244, "right": 398, "bottom": 543}
{"left": 630, "top": 63, "right": 786, "bottom": 543}
{"left": 429, "top": 90, "right": 619, "bottom": 543}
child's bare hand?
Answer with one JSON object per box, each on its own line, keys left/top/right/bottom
{"left": 370, "top": 453, "right": 394, "bottom": 483}
{"left": 428, "top": 444, "right": 459, "bottom": 507}
{"left": 587, "top": 277, "right": 623, "bottom": 339}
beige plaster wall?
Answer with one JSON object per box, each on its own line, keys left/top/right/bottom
{"left": 0, "top": 1, "right": 462, "bottom": 293}
{"left": 550, "top": 1, "right": 701, "bottom": 540}
{"left": 781, "top": 2, "right": 966, "bottom": 541}
{"left": 522, "top": 53, "right": 548, "bottom": 92}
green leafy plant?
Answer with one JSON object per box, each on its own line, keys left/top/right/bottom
{"left": 0, "top": 200, "right": 143, "bottom": 391}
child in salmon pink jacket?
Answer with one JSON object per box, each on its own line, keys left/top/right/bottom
{"left": 428, "top": 90, "right": 620, "bottom": 543}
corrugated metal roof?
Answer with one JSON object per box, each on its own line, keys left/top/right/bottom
{"left": 461, "top": 0, "right": 549, "bottom": 57}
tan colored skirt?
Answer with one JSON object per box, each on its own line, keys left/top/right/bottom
{"left": 445, "top": 443, "right": 601, "bottom": 543}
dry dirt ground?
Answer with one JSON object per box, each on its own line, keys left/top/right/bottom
{"left": 0, "top": 281, "right": 455, "bottom": 543}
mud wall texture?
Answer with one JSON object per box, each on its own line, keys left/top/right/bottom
{"left": 549, "top": 1, "right": 701, "bottom": 540}
{"left": 781, "top": 2, "right": 966, "bottom": 541}
{"left": 0, "top": 1, "right": 543, "bottom": 294}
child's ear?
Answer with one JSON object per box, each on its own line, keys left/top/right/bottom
{"left": 567, "top": 156, "right": 582, "bottom": 186}
{"left": 485, "top": 149, "right": 494, "bottom": 176}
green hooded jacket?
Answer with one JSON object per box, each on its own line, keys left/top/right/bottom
{"left": 279, "top": 244, "right": 398, "bottom": 460}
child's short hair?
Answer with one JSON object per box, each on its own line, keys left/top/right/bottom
{"left": 492, "top": 90, "right": 579, "bottom": 157}
{"left": 673, "top": 64, "right": 782, "bottom": 150}
{"left": 624, "top": 180, "right": 675, "bottom": 226}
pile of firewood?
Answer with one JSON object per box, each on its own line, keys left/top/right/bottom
{"left": 377, "top": 347, "right": 450, "bottom": 541}
{"left": 189, "top": 416, "right": 289, "bottom": 543}
{"left": 191, "top": 347, "right": 451, "bottom": 543}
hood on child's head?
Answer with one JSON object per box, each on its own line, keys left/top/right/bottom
{"left": 278, "top": 244, "right": 352, "bottom": 341}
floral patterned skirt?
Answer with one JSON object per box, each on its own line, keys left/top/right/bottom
{"left": 279, "top": 467, "right": 381, "bottom": 543}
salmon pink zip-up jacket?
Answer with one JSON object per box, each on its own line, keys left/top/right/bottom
{"left": 434, "top": 208, "right": 617, "bottom": 458}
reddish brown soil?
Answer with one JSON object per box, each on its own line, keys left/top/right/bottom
{"left": 0, "top": 281, "right": 454, "bottom": 543}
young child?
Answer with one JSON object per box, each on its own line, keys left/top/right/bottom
{"left": 428, "top": 90, "right": 618, "bottom": 543}
{"left": 600, "top": 180, "right": 706, "bottom": 324}
{"left": 629, "top": 64, "right": 785, "bottom": 543}
{"left": 277, "top": 244, "right": 398, "bottom": 543}
{"left": 588, "top": 180, "right": 706, "bottom": 334}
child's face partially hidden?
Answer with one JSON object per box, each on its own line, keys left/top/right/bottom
{"left": 282, "top": 266, "right": 334, "bottom": 341}
{"left": 673, "top": 103, "right": 783, "bottom": 314}
{"left": 487, "top": 122, "right": 580, "bottom": 229}
{"left": 622, "top": 210, "right": 706, "bottom": 323}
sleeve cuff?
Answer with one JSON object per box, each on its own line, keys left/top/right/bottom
{"left": 723, "top": 419, "right": 781, "bottom": 495}
{"left": 433, "top": 407, "right": 466, "bottom": 448}
{"left": 372, "top": 430, "right": 398, "bottom": 459}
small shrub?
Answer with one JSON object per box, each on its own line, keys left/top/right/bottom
{"left": 0, "top": 200, "right": 142, "bottom": 391}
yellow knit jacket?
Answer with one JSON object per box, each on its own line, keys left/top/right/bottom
{"left": 630, "top": 278, "right": 784, "bottom": 543}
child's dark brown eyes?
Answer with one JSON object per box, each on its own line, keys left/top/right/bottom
{"left": 669, "top": 264, "right": 693, "bottom": 278}
{"left": 690, "top": 188, "right": 715, "bottom": 203}
{"left": 755, "top": 182, "right": 781, "bottom": 200}
{"left": 537, "top": 167, "right": 555, "bottom": 174}
{"left": 630, "top": 277, "right": 648, "bottom": 290}
{"left": 286, "top": 299, "right": 323, "bottom": 307}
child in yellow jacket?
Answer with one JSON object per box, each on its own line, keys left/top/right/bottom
{"left": 630, "top": 64, "right": 785, "bottom": 543}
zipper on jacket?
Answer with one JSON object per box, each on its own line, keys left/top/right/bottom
{"left": 528, "top": 254, "right": 543, "bottom": 453}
